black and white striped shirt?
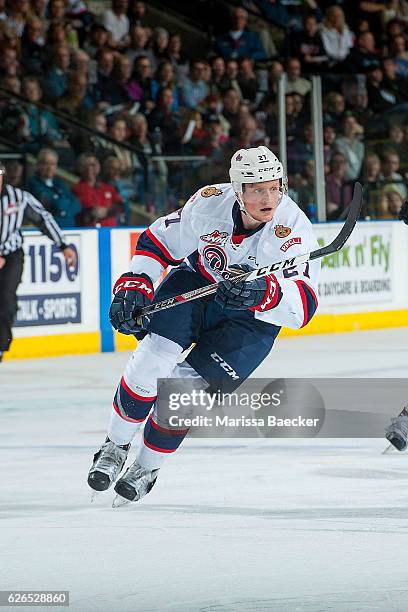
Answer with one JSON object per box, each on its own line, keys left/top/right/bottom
{"left": 0, "top": 184, "right": 65, "bottom": 256}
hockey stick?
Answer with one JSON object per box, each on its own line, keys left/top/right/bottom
{"left": 138, "top": 182, "right": 363, "bottom": 318}
{"left": 383, "top": 406, "right": 408, "bottom": 454}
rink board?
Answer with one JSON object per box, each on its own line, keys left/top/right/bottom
{"left": 6, "top": 221, "right": 408, "bottom": 360}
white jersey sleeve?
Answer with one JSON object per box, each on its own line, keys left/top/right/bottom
{"left": 253, "top": 208, "right": 319, "bottom": 330}
{"left": 130, "top": 196, "right": 199, "bottom": 283}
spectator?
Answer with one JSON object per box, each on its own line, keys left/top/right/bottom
{"left": 6, "top": 0, "right": 31, "bottom": 37}
{"left": 151, "top": 27, "right": 169, "bottom": 71}
{"left": 4, "top": 159, "right": 24, "bottom": 187}
{"left": 83, "top": 22, "right": 109, "bottom": 59}
{"left": 383, "top": 123, "right": 404, "bottom": 158}
{"left": 296, "top": 160, "right": 317, "bottom": 216}
{"left": 389, "top": 34, "right": 408, "bottom": 77}
{"left": 127, "top": 0, "right": 148, "bottom": 27}
{"left": 0, "top": 47, "right": 20, "bottom": 78}
{"left": 335, "top": 113, "right": 365, "bottom": 180}
{"left": 209, "top": 56, "right": 229, "bottom": 96}
{"left": 292, "top": 92, "right": 307, "bottom": 123}
{"left": 265, "top": 60, "right": 284, "bottom": 102}
{"left": 19, "top": 77, "right": 65, "bottom": 152}
{"left": 28, "top": 148, "right": 81, "bottom": 228}
{"left": 215, "top": 7, "right": 266, "bottom": 61}
{"left": 321, "top": 6, "right": 354, "bottom": 66}
{"left": 72, "top": 153, "right": 123, "bottom": 227}
{"left": 366, "top": 66, "right": 399, "bottom": 114}
{"left": 48, "top": 0, "right": 67, "bottom": 21}
{"left": 102, "top": 155, "right": 132, "bottom": 224}
{"left": 32, "top": 0, "right": 46, "bottom": 20}
{"left": 237, "top": 57, "right": 258, "bottom": 103}
{"left": 287, "top": 121, "right": 314, "bottom": 175}
{"left": 225, "top": 59, "right": 242, "bottom": 97}
{"left": 42, "top": 44, "right": 71, "bottom": 101}
{"left": 231, "top": 115, "right": 261, "bottom": 150}
{"left": 323, "top": 91, "right": 346, "bottom": 131}
{"left": 109, "top": 54, "right": 139, "bottom": 104}
{"left": 128, "top": 112, "right": 167, "bottom": 213}
{"left": 20, "top": 16, "right": 45, "bottom": 75}
{"left": 359, "top": 151, "right": 382, "bottom": 217}
{"left": 74, "top": 49, "right": 95, "bottom": 85}
{"left": 345, "top": 85, "right": 373, "bottom": 129}
{"left": 380, "top": 148, "right": 407, "bottom": 199}
{"left": 148, "top": 86, "right": 181, "bottom": 154}
{"left": 131, "top": 54, "right": 154, "bottom": 108}
{"left": 197, "top": 114, "right": 229, "bottom": 160}
{"left": 108, "top": 117, "right": 135, "bottom": 173}
{"left": 220, "top": 87, "right": 241, "bottom": 137}
{"left": 152, "top": 60, "right": 179, "bottom": 111}
{"left": 166, "top": 33, "right": 188, "bottom": 81}
{"left": 179, "top": 59, "right": 208, "bottom": 110}
{"left": 56, "top": 71, "right": 95, "bottom": 116}
{"left": 381, "top": 56, "right": 408, "bottom": 101}
{"left": 102, "top": 0, "right": 130, "bottom": 51}
{"left": 180, "top": 110, "right": 207, "bottom": 152}
{"left": 285, "top": 57, "right": 311, "bottom": 96}
{"left": 93, "top": 48, "right": 116, "bottom": 105}
{"left": 323, "top": 123, "right": 337, "bottom": 172}
{"left": 127, "top": 24, "right": 154, "bottom": 66}
{"left": 44, "top": 20, "right": 68, "bottom": 50}
{"left": 325, "top": 152, "right": 353, "bottom": 219}
{"left": 292, "top": 14, "right": 328, "bottom": 73}
{"left": 347, "top": 31, "right": 380, "bottom": 73}
{"left": 379, "top": 185, "right": 405, "bottom": 218}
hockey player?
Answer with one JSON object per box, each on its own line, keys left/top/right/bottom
{"left": 88, "top": 146, "right": 320, "bottom": 505}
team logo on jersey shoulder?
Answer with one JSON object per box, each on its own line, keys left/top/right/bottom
{"left": 274, "top": 224, "right": 291, "bottom": 238}
{"left": 200, "top": 230, "right": 229, "bottom": 245}
{"left": 201, "top": 186, "right": 223, "bottom": 198}
{"left": 280, "top": 237, "right": 301, "bottom": 252}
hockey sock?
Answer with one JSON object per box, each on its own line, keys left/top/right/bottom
{"left": 137, "top": 415, "right": 189, "bottom": 470}
{"left": 108, "top": 376, "right": 156, "bottom": 446}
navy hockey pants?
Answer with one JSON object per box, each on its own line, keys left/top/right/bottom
{"left": 147, "top": 265, "right": 281, "bottom": 393}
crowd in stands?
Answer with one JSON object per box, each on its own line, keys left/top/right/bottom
{"left": 0, "top": 0, "right": 407, "bottom": 225}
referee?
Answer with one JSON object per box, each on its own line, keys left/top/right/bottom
{"left": 0, "top": 162, "right": 77, "bottom": 361}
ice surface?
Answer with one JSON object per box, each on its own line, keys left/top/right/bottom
{"left": 1, "top": 329, "right": 408, "bottom": 612}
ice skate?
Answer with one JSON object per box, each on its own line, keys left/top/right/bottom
{"left": 385, "top": 410, "right": 408, "bottom": 451}
{"left": 112, "top": 461, "right": 159, "bottom": 507}
{"left": 88, "top": 438, "right": 129, "bottom": 493}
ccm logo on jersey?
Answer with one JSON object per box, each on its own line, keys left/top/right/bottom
{"left": 113, "top": 277, "right": 153, "bottom": 298}
{"left": 275, "top": 225, "right": 291, "bottom": 238}
{"left": 200, "top": 230, "right": 229, "bottom": 245}
{"left": 280, "top": 237, "right": 301, "bottom": 252}
{"left": 201, "top": 186, "right": 223, "bottom": 197}
{"left": 210, "top": 352, "right": 240, "bottom": 380}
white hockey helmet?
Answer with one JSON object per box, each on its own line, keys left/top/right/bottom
{"left": 229, "top": 146, "right": 285, "bottom": 195}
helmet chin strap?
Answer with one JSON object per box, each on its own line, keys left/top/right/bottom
{"left": 235, "top": 191, "right": 260, "bottom": 224}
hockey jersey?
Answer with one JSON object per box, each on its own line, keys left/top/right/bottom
{"left": 131, "top": 183, "right": 319, "bottom": 329}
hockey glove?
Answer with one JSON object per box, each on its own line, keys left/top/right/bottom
{"left": 399, "top": 200, "right": 408, "bottom": 225}
{"left": 385, "top": 414, "right": 408, "bottom": 451}
{"left": 215, "top": 264, "right": 282, "bottom": 311}
{"left": 110, "top": 272, "right": 154, "bottom": 335}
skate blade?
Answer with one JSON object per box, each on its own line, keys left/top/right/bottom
{"left": 90, "top": 491, "right": 101, "bottom": 503}
{"left": 112, "top": 494, "right": 131, "bottom": 508}
{"left": 382, "top": 444, "right": 394, "bottom": 455}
